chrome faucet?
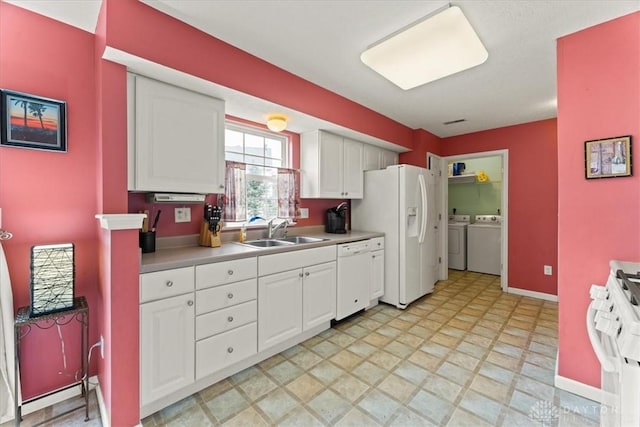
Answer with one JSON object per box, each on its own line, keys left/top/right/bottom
{"left": 267, "top": 218, "right": 289, "bottom": 239}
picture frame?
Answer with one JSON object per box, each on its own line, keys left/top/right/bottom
{"left": 585, "top": 135, "right": 632, "bottom": 179}
{"left": 1, "top": 89, "right": 67, "bottom": 152}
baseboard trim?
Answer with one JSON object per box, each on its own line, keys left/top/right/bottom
{"left": 507, "top": 286, "right": 558, "bottom": 302}
{"left": 95, "top": 382, "right": 110, "bottom": 427}
{"left": 17, "top": 375, "right": 99, "bottom": 417}
{"left": 554, "top": 353, "right": 601, "bottom": 403}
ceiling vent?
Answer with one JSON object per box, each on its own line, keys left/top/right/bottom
{"left": 443, "top": 118, "right": 467, "bottom": 125}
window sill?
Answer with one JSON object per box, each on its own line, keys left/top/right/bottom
{"left": 222, "top": 221, "right": 297, "bottom": 231}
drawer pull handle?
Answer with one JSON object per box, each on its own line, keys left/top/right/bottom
{"left": 227, "top": 347, "right": 234, "bottom": 353}
{"left": 228, "top": 270, "right": 234, "bottom": 275}
{"left": 227, "top": 316, "right": 234, "bottom": 322}
{"left": 377, "top": 242, "right": 381, "bottom": 246}
{"left": 372, "top": 255, "right": 376, "bottom": 259}
{"left": 227, "top": 293, "right": 234, "bottom": 299}
{"left": 305, "top": 272, "right": 310, "bottom": 277}
{"left": 299, "top": 273, "right": 304, "bottom": 278}
{"left": 166, "top": 280, "right": 173, "bottom": 287}
{"left": 187, "top": 300, "right": 194, "bottom": 306}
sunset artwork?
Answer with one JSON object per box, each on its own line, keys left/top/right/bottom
{"left": 1, "top": 90, "right": 67, "bottom": 152}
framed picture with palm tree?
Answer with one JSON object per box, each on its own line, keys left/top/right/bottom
{"left": 0, "top": 89, "right": 67, "bottom": 152}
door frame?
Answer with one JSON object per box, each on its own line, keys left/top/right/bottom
{"left": 433, "top": 149, "right": 509, "bottom": 292}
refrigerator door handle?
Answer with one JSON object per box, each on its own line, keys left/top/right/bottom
{"left": 418, "top": 174, "right": 427, "bottom": 243}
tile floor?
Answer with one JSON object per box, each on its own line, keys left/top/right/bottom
{"left": 6, "top": 270, "right": 601, "bottom": 426}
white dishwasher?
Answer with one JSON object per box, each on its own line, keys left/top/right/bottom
{"left": 336, "top": 240, "right": 371, "bottom": 320}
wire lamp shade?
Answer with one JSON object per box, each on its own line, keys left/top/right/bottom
{"left": 30, "top": 243, "right": 75, "bottom": 316}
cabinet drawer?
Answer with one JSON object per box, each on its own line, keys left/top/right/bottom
{"left": 258, "top": 246, "right": 336, "bottom": 276}
{"left": 196, "top": 279, "right": 256, "bottom": 315}
{"left": 196, "top": 300, "right": 257, "bottom": 340}
{"left": 140, "top": 267, "right": 194, "bottom": 303}
{"left": 370, "top": 237, "right": 384, "bottom": 250}
{"left": 196, "top": 257, "right": 257, "bottom": 290}
{"left": 196, "top": 322, "right": 257, "bottom": 379}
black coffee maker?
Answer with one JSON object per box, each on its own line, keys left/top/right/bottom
{"left": 325, "top": 202, "right": 347, "bottom": 234}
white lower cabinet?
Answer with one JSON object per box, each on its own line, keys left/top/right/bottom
{"left": 303, "top": 262, "right": 337, "bottom": 330}
{"left": 140, "top": 292, "right": 195, "bottom": 406}
{"left": 196, "top": 322, "right": 257, "bottom": 379}
{"left": 194, "top": 261, "right": 258, "bottom": 380}
{"left": 258, "top": 270, "right": 303, "bottom": 352}
{"left": 370, "top": 237, "right": 385, "bottom": 300}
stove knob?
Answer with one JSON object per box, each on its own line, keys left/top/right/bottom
{"left": 593, "top": 299, "right": 613, "bottom": 311}
{"left": 604, "top": 319, "right": 621, "bottom": 337}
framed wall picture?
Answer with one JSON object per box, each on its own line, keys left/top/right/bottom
{"left": 585, "top": 135, "right": 632, "bottom": 179}
{"left": 0, "top": 89, "right": 67, "bottom": 152}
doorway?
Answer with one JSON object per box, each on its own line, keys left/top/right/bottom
{"left": 431, "top": 150, "right": 509, "bottom": 292}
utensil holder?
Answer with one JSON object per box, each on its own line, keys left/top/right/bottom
{"left": 139, "top": 231, "right": 156, "bottom": 253}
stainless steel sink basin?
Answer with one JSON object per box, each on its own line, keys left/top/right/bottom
{"left": 241, "top": 239, "right": 294, "bottom": 248}
{"left": 277, "top": 236, "right": 329, "bottom": 244}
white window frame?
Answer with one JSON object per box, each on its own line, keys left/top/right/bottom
{"left": 224, "top": 122, "right": 290, "bottom": 225}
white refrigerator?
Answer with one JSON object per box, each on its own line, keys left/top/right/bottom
{"left": 352, "top": 164, "right": 438, "bottom": 309}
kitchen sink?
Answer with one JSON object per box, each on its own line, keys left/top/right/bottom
{"left": 277, "top": 236, "right": 329, "bottom": 244}
{"left": 241, "top": 239, "right": 294, "bottom": 248}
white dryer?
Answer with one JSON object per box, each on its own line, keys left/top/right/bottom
{"left": 467, "top": 215, "right": 502, "bottom": 275}
{"left": 448, "top": 215, "right": 470, "bottom": 270}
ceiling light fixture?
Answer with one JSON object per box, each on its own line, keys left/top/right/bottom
{"left": 360, "top": 5, "right": 488, "bottom": 90}
{"left": 266, "top": 115, "right": 287, "bottom": 132}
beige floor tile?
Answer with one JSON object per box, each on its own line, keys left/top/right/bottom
{"left": 378, "top": 374, "right": 418, "bottom": 403}
{"left": 221, "top": 406, "right": 268, "bottom": 427}
{"left": 330, "top": 349, "right": 364, "bottom": 370}
{"left": 286, "top": 373, "right": 325, "bottom": 402}
{"left": 330, "top": 374, "right": 370, "bottom": 402}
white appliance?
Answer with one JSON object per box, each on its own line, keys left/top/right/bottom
{"left": 336, "top": 240, "right": 371, "bottom": 320}
{"left": 352, "top": 164, "right": 437, "bottom": 309}
{"left": 588, "top": 260, "right": 640, "bottom": 427}
{"left": 467, "top": 215, "right": 502, "bottom": 275}
{"left": 448, "top": 215, "right": 470, "bottom": 270}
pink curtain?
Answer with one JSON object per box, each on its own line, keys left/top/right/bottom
{"left": 277, "top": 168, "right": 299, "bottom": 220}
{"left": 223, "top": 161, "right": 246, "bottom": 221}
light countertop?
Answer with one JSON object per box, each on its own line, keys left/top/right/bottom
{"left": 140, "top": 230, "right": 384, "bottom": 273}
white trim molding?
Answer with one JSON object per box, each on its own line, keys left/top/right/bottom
{"left": 95, "top": 214, "right": 146, "bottom": 230}
{"left": 95, "top": 383, "right": 110, "bottom": 427}
{"left": 508, "top": 287, "right": 558, "bottom": 302}
{"left": 555, "top": 374, "right": 601, "bottom": 403}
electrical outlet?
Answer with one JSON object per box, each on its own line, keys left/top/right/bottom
{"left": 100, "top": 335, "right": 104, "bottom": 359}
{"left": 544, "top": 265, "right": 553, "bottom": 276}
{"left": 174, "top": 207, "right": 191, "bottom": 223}
{"left": 298, "top": 208, "right": 309, "bottom": 219}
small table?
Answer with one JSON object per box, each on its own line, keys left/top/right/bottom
{"left": 14, "top": 296, "right": 89, "bottom": 426}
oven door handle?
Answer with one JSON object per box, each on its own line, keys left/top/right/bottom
{"left": 586, "top": 301, "right": 617, "bottom": 372}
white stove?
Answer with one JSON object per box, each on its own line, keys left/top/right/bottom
{"left": 588, "top": 260, "right": 640, "bottom": 426}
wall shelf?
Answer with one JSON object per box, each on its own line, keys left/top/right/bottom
{"left": 448, "top": 173, "right": 477, "bottom": 184}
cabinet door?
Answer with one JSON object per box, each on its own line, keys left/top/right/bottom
{"left": 134, "top": 76, "right": 225, "bottom": 193}
{"left": 371, "top": 250, "right": 385, "bottom": 299}
{"left": 363, "top": 144, "right": 382, "bottom": 171}
{"left": 258, "top": 270, "right": 302, "bottom": 351}
{"left": 380, "top": 149, "right": 398, "bottom": 169}
{"left": 303, "top": 262, "right": 336, "bottom": 330}
{"left": 140, "top": 293, "right": 195, "bottom": 406}
{"left": 342, "top": 138, "right": 364, "bottom": 199}
{"left": 318, "top": 132, "right": 345, "bottom": 198}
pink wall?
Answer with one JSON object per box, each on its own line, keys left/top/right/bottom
{"left": 0, "top": 3, "right": 101, "bottom": 399}
{"left": 440, "top": 119, "right": 559, "bottom": 295}
{"left": 399, "top": 129, "right": 443, "bottom": 167}
{"left": 556, "top": 12, "right": 640, "bottom": 387}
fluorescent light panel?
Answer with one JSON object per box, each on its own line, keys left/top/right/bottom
{"left": 361, "top": 6, "right": 488, "bottom": 90}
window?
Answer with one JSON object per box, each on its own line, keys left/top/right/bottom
{"left": 224, "top": 123, "right": 289, "bottom": 221}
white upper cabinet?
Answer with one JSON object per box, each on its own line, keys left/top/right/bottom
{"left": 301, "top": 130, "right": 363, "bottom": 199}
{"left": 128, "top": 74, "right": 225, "bottom": 194}
{"left": 363, "top": 144, "right": 399, "bottom": 171}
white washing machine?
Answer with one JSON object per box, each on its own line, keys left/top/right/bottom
{"left": 448, "top": 215, "right": 470, "bottom": 270}
{"left": 467, "top": 215, "right": 502, "bottom": 275}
